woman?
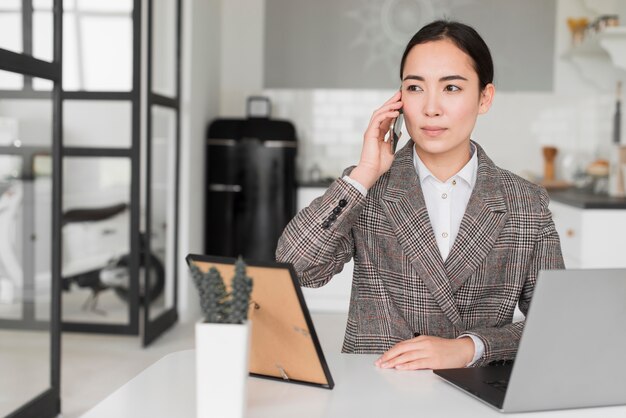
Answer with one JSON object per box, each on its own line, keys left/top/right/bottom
{"left": 276, "top": 20, "right": 564, "bottom": 370}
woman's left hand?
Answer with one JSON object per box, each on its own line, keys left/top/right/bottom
{"left": 374, "top": 335, "right": 475, "bottom": 370}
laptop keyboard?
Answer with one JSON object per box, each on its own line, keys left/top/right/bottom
{"left": 487, "top": 359, "right": 515, "bottom": 367}
{"left": 485, "top": 379, "right": 509, "bottom": 392}
{"left": 484, "top": 360, "right": 514, "bottom": 392}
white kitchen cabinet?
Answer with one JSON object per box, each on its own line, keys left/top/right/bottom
{"left": 550, "top": 200, "right": 626, "bottom": 268}
{"left": 297, "top": 186, "right": 352, "bottom": 313}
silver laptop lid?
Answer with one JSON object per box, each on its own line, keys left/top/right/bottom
{"left": 503, "top": 269, "right": 626, "bottom": 413}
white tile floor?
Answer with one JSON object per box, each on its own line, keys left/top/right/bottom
{"left": 1, "top": 284, "right": 180, "bottom": 417}
{"left": 0, "top": 329, "right": 50, "bottom": 416}
{"left": 61, "top": 320, "right": 196, "bottom": 418}
{"left": 1, "top": 320, "right": 196, "bottom": 418}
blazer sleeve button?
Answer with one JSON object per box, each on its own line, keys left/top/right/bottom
{"left": 332, "top": 207, "right": 342, "bottom": 214}
{"left": 338, "top": 199, "right": 348, "bottom": 207}
{"left": 328, "top": 213, "right": 337, "bottom": 221}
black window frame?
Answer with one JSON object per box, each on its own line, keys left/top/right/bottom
{"left": 143, "top": 0, "right": 182, "bottom": 346}
{"left": 0, "top": 0, "right": 62, "bottom": 416}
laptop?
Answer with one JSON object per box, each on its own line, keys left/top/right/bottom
{"left": 186, "top": 254, "right": 334, "bottom": 389}
{"left": 434, "top": 269, "right": 626, "bottom": 413}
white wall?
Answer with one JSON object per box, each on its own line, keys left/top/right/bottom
{"left": 177, "top": 0, "right": 222, "bottom": 321}
{"left": 177, "top": 0, "right": 267, "bottom": 321}
{"left": 219, "top": 0, "right": 265, "bottom": 116}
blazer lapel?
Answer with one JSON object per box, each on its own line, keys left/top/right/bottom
{"left": 380, "top": 142, "right": 463, "bottom": 327}
{"left": 444, "top": 143, "right": 509, "bottom": 293}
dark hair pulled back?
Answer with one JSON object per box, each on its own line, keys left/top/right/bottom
{"left": 400, "top": 20, "right": 494, "bottom": 90}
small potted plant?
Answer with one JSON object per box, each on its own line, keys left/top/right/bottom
{"left": 190, "top": 257, "right": 253, "bottom": 418}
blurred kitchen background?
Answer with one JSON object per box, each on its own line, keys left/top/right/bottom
{"left": 216, "top": 0, "right": 626, "bottom": 314}
{"left": 1, "top": 0, "right": 626, "bottom": 417}
{"left": 228, "top": 0, "right": 625, "bottom": 186}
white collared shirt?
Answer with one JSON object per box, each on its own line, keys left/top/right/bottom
{"left": 413, "top": 143, "right": 477, "bottom": 262}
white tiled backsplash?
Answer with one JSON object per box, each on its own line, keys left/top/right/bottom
{"left": 263, "top": 89, "right": 394, "bottom": 182}
{"left": 264, "top": 89, "right": 616, "bottom": 183}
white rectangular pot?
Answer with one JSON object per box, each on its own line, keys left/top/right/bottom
{"left": 196, "top": 320, "right": 251, "bottom": 418}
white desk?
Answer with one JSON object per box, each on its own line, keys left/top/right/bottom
{"left": 81, "top": 314, "right": 626, "bottom": 418}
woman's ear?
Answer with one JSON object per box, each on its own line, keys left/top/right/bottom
{"left": 478, "top": 83, "right": 495, "bottom": 115}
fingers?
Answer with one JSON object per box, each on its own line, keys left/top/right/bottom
{"left": 382, "top": 90, "right": 402, "bottom": 106}
{"left": 374, "top": 336, "right": 472, "bottom": 371}
{"left": 375, "top": 336, "right": 445, "bottom": 370}
{"left": 379, "top": 349, "right": 427, "bottom": 369}
{"left": 365, "top": 93, "right": 403, "bottom": 140}
{"left": 394, "top": 358, "right": 432, "bottom": 370}
{"left": 365, "top": 107, "right": 401, "bottom": 142}
{"left": 371, "top": 101, "right": 403, "bottom": 124}
{"left": 355, "top": 92, "right": 403, "bottom": 185}
{"left": 370, "top": 102, "right": 402, "bottom": 124}
{"left": 375, "top": 346, "right": 436, "bottom": 371}
{"left": 375, "top": 337, "right": 424, "bottom": 366}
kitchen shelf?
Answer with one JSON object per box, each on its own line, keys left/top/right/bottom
{"left": 562, "top": 26, "right": 626, "bottom": 90}
{"left": 598, "top": 26, "right": 626, "bottom": 70}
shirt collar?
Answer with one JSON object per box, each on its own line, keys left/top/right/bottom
{"left": 413, "top": 142, "right": 478, "bottom": 188}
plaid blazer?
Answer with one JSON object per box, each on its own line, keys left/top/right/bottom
{"left": 276, "top": 141, "right": 564, "bottom": 366}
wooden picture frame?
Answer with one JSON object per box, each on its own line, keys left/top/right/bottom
{"left": 186, "top": 254, "right": 334, "bottom": 389}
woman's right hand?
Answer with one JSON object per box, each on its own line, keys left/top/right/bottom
{"left": 349, "top": 91, "right": 403, "bottom": 190}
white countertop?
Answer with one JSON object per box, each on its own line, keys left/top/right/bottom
{"left": 81, "top": 313, "right": 626, "bottom": 418}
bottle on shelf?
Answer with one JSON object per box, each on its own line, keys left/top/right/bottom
{"left": 608, "top": 81, "right": 626, "bottom": 197}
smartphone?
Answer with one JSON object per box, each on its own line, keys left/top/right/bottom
{"left": 388, "top": 111, "right": 404, "bottom": 153}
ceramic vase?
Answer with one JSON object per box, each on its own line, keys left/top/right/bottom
{"left": 195, "top": 320, "right": 251, "bottom": 418}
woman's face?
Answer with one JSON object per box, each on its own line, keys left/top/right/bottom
{"left": 401, "top": 39, "right": 494, "bottom": 159}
